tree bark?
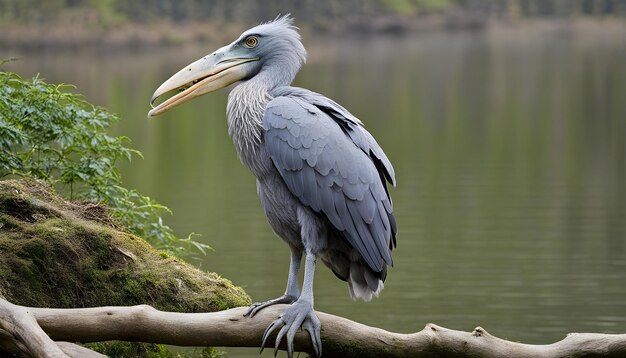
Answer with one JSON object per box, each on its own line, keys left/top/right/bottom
{"left": 1, "top": 298, "right": 625, "bottom": 357}
{"left": 0, "top": 298, "right": 106, "bottom": 358}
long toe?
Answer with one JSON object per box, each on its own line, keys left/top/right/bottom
{"left": 260, "top": 318, "right": 284, "bottom": 354}
{"left": 244, "top": 294, "right": 297, "bottom": 317}
{"left": 266, "top": 300, "right": 320, "bottom": 358}
{"left": 302, "top": 318, "right": 322, "bottom": 357}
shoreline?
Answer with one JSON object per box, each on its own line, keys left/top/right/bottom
{"left": 1, "top": 16, "right": 625, "bottom": 54}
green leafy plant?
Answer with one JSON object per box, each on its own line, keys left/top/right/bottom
{"left": 0, "top": 68, "right": 210, "bottom": 258}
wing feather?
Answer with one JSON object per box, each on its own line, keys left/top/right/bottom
{"left": 263, "top": 92, "right": 396, "bottom": 274}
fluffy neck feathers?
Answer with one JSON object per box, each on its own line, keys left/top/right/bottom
{"left": 226, "top": 75, "right": 272, "bottom": 169}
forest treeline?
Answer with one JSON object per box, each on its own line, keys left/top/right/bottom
{"left": 1, "top": 0, "right": 625, "bottom": 26}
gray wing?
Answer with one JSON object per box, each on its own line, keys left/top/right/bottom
{"left": 263, "top": 91, "right": 396, "bottom": 274}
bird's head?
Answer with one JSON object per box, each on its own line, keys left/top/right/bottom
{"left": 148, "top": 15, "right": 306, "bottom": 117}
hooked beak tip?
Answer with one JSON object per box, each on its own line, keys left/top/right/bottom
{"left": 150, "top": 95, "right": 159, "bottom": 108}
{"left": 148, "top": 94, "right": 162, "bottom": 117}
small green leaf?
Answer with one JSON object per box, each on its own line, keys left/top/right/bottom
{"left": 0, "top": 70, "right": 208, "bottom": 259}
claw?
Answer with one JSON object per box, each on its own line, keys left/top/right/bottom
{"left": 275, "top": 324, "right": 289, "bottom": 357}
{"left": 287, "top": 338, "right": 294, "bottom": 358}
{"left": 260, "top": 318, "right": 283, "bottom": 354}
{"left": 244, "top": 294, "right": 298, "bottom": 317}
{"left": 258, "top": 300, "right": 320, "bottom": 358}
{"left": 302, "top": 318, "right": 322, "bottom": 357}
{"left": 244, "top": 303, "right": 259, "bottom": 317}
{"left": 246, "top": 302, "right": 268, "bottom": 317}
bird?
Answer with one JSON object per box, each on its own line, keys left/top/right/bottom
{"left": 148, "top": 15, "right": 397, "bottom": 358}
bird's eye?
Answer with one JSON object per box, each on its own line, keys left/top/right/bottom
{"left": 244, "top": 36, "right": 258, "bottom": 48}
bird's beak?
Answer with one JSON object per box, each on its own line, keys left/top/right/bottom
{"left": 148, "top": 52, "right": 258, "bottom": 117}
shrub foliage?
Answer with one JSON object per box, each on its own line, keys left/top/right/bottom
{"left": 0, "top": 69, "right": 210, "bottom": 257}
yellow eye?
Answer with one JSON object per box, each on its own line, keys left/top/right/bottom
{"left": 245, "top": 36, "right": 258, "bottom": 48}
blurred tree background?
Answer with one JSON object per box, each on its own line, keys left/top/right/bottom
{"left": 1, "top": 0, "right": 624, "bottom": 50}
{"left": 1, "top": 0, "right": 625, "bottom": 27}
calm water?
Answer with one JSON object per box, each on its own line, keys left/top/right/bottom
{"left": 4, "top": 26, "right": 626, "bottom": 354}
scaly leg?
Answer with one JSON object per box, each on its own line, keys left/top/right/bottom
{"left": 244, "top": 249, "right": 302, "bottom": 317}
{"left": 260, "top": 252, "right": 322, "bottom": 358}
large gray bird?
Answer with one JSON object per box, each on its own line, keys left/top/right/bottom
{"left": 148, "top": 15, "right": 396, "bottom": 357}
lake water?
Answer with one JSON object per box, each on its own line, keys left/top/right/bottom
{"left": 3, "top": 24, "right": 626, "bottom": 355}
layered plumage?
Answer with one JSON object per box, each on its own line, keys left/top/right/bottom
{"left": 148, "top": 15, "right": 397, "bottom": 358}
{"left": 263, "top": 87, "right": 397, "bottom": 300}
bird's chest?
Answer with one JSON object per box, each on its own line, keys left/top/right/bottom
{"left": 226, "top": 84, "right": 303, "bottom": 245}
{"left": 226, "top": 85, "right": 275, "bottom": 177}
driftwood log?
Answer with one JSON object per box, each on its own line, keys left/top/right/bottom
{"left": 1, "top": 298, "right": 625, "bottom": 358}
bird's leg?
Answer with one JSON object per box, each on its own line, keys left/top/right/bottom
{"left": 260, "top": 252, "right": 322, "bottom": 358}
{"left": 244, "top": 249, "right": 302, "bottom": 317}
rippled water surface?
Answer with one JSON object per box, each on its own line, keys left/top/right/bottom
{"left": 5, "top": 26, "right": 626, "bottom": 355}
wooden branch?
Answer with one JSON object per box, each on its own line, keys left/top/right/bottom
{"left": 0, "top": 298, "right": 70, "bottom": 358}
{"left": 0, "top": 328, "right": 105, "bottom": 358}
{"left": 0, "top": 330, "right": 106, "bottom": 358}
{"left": 1, "top": 298, "right": 625, "bottom": 357}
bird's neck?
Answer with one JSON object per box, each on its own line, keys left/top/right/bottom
{"left": 226, "top": 75, "right": 273, "bottom": 172}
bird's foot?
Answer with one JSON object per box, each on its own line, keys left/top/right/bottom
{"left": 260, "top": 299, "right": 321, "bottom": 358}
{"left": 244, "top": 294, "right": 298, "bottom": 317}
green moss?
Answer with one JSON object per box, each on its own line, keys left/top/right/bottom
{"left": 84, "top": 342, "right": 223, "bottom": 358}
{"left": 0, "top": 179, "right": 251, "bottom": 357}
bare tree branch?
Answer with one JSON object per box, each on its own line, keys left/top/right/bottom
{"left": 0, "top": 299, "right": 69, "bottom": 358}
{"left": 0, "top": 328, "right": 106, "bottom": 358}
{"left": 1, "top": 298, "right": 625, "bottom": 357}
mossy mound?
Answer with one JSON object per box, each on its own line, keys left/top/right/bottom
{"left": 0, "top": 179, "right": 250, "bottom": 312}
